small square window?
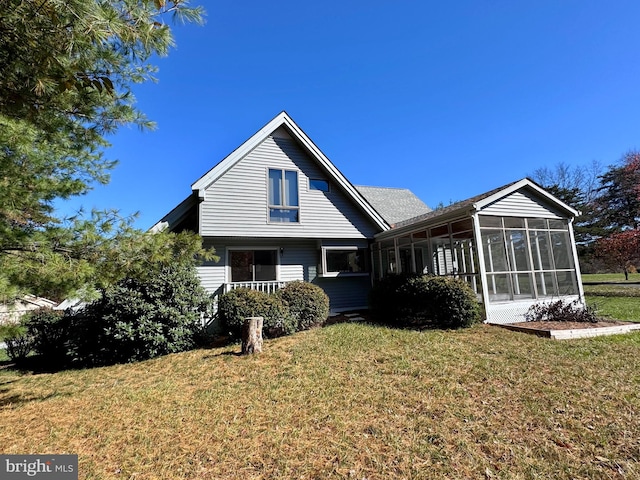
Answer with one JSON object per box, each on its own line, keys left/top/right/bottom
{"left": 310, "top": 179, "right": 329, "bottom": 192}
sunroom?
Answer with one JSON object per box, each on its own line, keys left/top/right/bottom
{"left": 371, "top": 179, "right": 585, "bottom": 324}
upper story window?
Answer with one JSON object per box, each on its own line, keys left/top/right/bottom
{"left": 268, "top": 168, "right": 299, "bottom": 223}
{"left": 309, "top": 178, "right": 329, "bottom": 192}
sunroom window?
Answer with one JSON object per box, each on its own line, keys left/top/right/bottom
{"left": 268, "top": 169, "right": 299, "bottom": 222}
{"left": 480, "top": 216, "right": 578, "bottom": 302}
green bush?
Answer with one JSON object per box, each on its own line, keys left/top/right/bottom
{"left": 23, "top": 308, "right": 71, "bottom": 365}
{"left": 71, "top": 263, "right": 212, "bottom": 367}
{"left": 370, "top": 274, "right": 480, "bottom": 329}
{"left": 218, "top": 288, "right": 296, "bottom": 339}
{"left": 369, "top": 274, "right": 417, "bottom": 325}
{"left": 277, "top": 281, "right": 329, "bottom": 331}
{"left": 1, "top": 309, "right": 73, "bottom": 364}
{"left": 0, "top": 322, "right": 33, "bottom": 362}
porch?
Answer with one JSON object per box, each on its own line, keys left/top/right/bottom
{"left": 371, "top": 181, "right": 585, "bottom": 324}
{"left": 223, "top": 281, "right": 288, "bottom": 294}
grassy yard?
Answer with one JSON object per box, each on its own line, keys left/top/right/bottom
{"left": 581, "top": 274, "right": 640, "bottom": 322}
{"left": 582, "top": 273, "right": 640, "bottom": 283}
{"left": 586, "top": 296, "right": 640, "bottom": 322}
{"left": 1, "top": 323, "right": 639, "bottom": 479}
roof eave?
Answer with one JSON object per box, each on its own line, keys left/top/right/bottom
{"left": 150, "top": 194, "right": 198, "bottom": 233}
{"left": 375, "top": 204, "right": 473, "bottom": 239}
{"left": 473, "top": 178, "right": 580, "bottom": 217}
{"left": 191, "top": 111, "right": 390, "bottom": 232}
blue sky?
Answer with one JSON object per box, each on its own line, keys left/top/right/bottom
{"left": 57, "top": 1, "right": 640, "bottom": 229}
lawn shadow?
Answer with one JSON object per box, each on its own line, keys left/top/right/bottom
{"left": 0, "top": 391, "right": 68, "bottom": 409}
{"left": 204, "top": 350, "right": 243, "bottom": 359}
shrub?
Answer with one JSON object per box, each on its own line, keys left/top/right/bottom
{"left": 525, "top": 300, "right": 598, "bottom": 323}
{"left": 370, "top": 274, "right": 480, "bottom": 329}
{"left": 277, "top": 281, "right": 329, "bottom": 331}
{"left": 369, "top": 274, "right": 419, "bottom": 325}
{"left": 22, "top": 308, "right": 72, "bottom": 365}
{"left": 218, "top": 288, "right": 296, "bottom": 339}
{"left": 70, "top": 263, "right": 212, "bottom": 367}
{"left": 0, "top": 322, "right": 33, "bottom": 362}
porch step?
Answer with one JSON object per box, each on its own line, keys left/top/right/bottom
{"left": 344, "top": 313, "right": 365, "bottom": 322}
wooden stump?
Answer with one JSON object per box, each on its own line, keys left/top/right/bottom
{"left": 241, "top": 316, "right": 263, "bottom": 354}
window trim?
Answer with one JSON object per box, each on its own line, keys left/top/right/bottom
{"left": 479, "top": 215, "right": 578, "bottom": 303}
{"left": 227, "top": 247, "right": 280, "bottom": 283}
{"left": 320, "top": 246, "right": 369, "bottom": 277}
{"left": 267, "top": 168, "right": 300, "bottom": 223}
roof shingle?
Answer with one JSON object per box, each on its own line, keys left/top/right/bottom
{"left": 355, "top": 186, "right": 431, "bottom": 225}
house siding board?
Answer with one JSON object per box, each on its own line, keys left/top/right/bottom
{"left": 196, "top": 247, "right": 226, "bottom": 294}
{"left": 313, "top": 276, "right": 371, "bottom": 312}
{"left": 480, "top": 190, "right": 563, "bottom": 219}
{"left": 196, "top": 238, "right": 367, "bottom": 311}
{"left": 200, "top": 136, "right": 379, "bottom": 239}
{"left": 282, "top": 245, "right": 319, "bottom": 282}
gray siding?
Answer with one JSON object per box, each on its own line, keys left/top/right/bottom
{"left": 196, "top": 243, "right": 226, "bottom": 294}
{"left": 200, "top": 134, "right": 380, "bottom": 239}
{"left": 480, "top": 190, "right": 563, "bottom": 219}
{"left": 279, "top": 243, "right": 319, "bottom": 282}
{"left": 313, "top": 276, "right": 371, "bottom": 312}
{"left": 196, "top": 237, "right": 370, "bottom": 312}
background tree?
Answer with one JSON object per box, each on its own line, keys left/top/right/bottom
{"left": 530, "top": 160, "right": 602, "bottom": 206}
{"left": 529, "top": 160, "right": 605, "bottom": 248}
{"left": 625, "top": 152, "right": 640, "bottom": 202}
{"left": 594, "top": 229, "right": 640, "bottom": 280}
{"left": 0, "top": 0, "right": 205, "bottom": 300}
{"left": 595, "top": 151, "right": 640, "bottom": 232}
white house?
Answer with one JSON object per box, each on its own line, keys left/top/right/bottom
{"left": 155, "top": 112, "right": 584, "bottom": 324}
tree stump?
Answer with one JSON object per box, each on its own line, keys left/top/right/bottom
{"left": 241, "top": 316, "right": 263, "bottom": 354}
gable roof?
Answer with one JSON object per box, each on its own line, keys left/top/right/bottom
{"left": 391, "top": 177, "right": 580, "bottom": 230}
{"left": 355, "top": 186, "right": 431, "bottom": 225}
{"left": 150, "top": 194, "right": 198, "bottom": 233}
{"left": 190, "top": 111, "right": 389, "bottom": 231}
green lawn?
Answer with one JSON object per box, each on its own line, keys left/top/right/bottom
{"left": 581, "top": 275, "right": 640, "bottom": 321}
{"left": 582, "top": 273, "right": 640, "bottom": 283}
{"left": 586, "top": 296, "right": 640, "bottom": 322}
{"left": 1, "top": 322, "right": 639, "bottom": 479}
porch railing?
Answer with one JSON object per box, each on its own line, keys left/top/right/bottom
{"left": 223, "top": 281, "right": 288, "bottom": 294}
{"left": 204, "top": 281, "right": 289, "bottom": 333}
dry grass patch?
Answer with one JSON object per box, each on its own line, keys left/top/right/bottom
{"left": 1, "top": 323, "right": 639, "bottom": 479}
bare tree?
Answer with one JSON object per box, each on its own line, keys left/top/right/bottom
{"left": 530, "top": 160, "right": 603, "bottom": 204}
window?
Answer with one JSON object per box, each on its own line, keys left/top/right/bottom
{"left": 309, "top": 179, "right": 329, "bottom": 192}
{"left": 268, "top": 169, "right": 299, "bottom": 222}
{"left": 321, "top": 247, "right": 368, "bottom": 276}
{"left": 230, "top": 250, "right": 277, "bottom": 282}
{"left": 480, "top": 215, "right": 578, "bottom": 302}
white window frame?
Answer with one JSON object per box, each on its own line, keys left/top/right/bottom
{"left": 320, "top": 246, "right": 369, "bottom": 277}
{"left": 268, "top": 168, "right": 299, "bottom": 223}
